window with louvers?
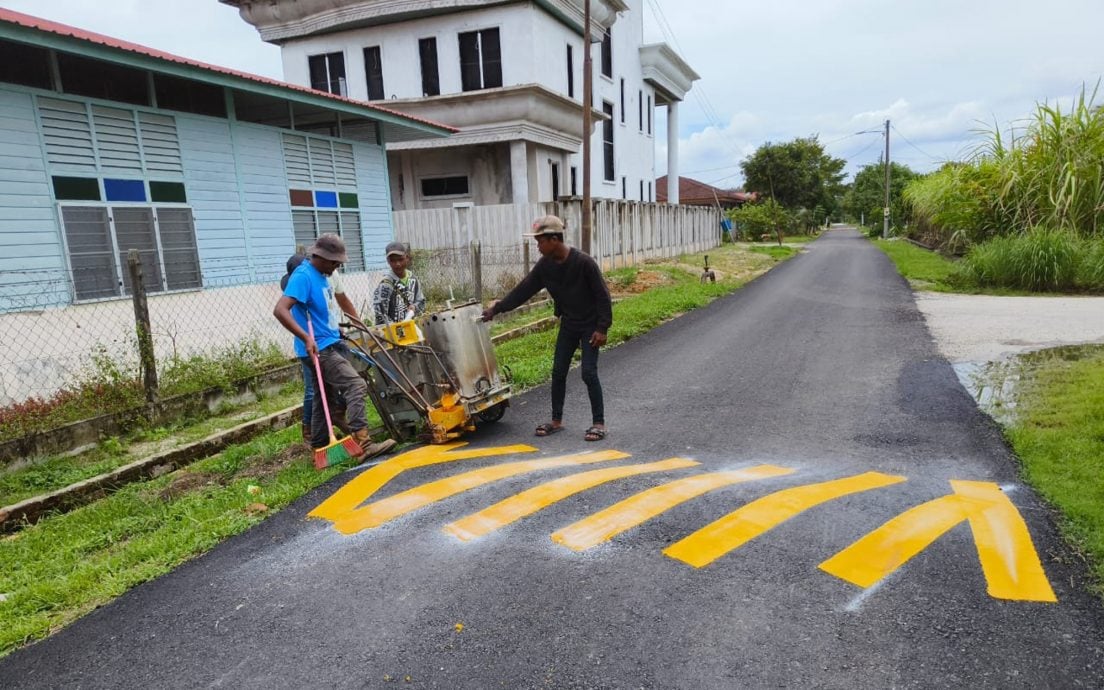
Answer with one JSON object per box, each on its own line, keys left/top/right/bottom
{"left": 61, "top": 206, "right": 201, "bottom": 300}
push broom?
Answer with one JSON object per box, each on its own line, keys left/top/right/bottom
{"left": 306, "top": 313, "right": 363, "bottom": 469}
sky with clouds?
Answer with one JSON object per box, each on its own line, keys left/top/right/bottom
{"left": 6, "top": 0, "right": 1102, "bottom": 191}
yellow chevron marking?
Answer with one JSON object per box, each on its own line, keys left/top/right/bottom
{"left": 819, "top": 480, "right": 1056, "bottom": 602}
{"left": 328, "top": 450, "right": 630, "bottom": 535}
{"left": 444, "top": 457, "right": 700, "bottom": 542}
{"left": 552, "top": 465, "right": 795, "bottom": 551}
{"left": 664, "top": 471, "right": 906, "bottom": 568}
{"left": 309, "top": 442, "right": 535, "bottom": 522}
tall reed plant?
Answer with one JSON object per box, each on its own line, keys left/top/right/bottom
{"left": 905, "top": 83, "right": 1104, "bottom": 249}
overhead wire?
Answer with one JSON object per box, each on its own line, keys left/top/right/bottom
{"left": 644, "top": 0, "right": 747, "bottom": 181}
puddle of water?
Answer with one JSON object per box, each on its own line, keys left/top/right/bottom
{"left": 955, "top": 344, "right": 1104, "bottom": 425}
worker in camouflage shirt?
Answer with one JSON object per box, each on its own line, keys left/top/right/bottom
{"left": 372, "top": 241, "right": 426, "bottom": 324}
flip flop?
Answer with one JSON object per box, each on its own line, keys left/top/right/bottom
{"left": 535, "top": 423, "right": 564, "bottom": 437}
{"left": 584, "top": 426, "right": 607, "bottom": 442}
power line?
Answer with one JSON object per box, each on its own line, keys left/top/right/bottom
{"left": 889, "top": 123, "right": 942, "bottom": 161}
{"left": 645, "top": 0, "right": 747, "bottom": 172}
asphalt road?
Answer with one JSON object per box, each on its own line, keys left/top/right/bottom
{"left": 5, "top": 228, "right": 1104, "bottom": 688}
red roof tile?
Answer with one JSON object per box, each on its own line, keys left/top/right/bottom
{"left": 0, "top": 8, "right": 457, "bottom": 134}
{"left": 655, "top": 175, "right": 755, "bottom": 206}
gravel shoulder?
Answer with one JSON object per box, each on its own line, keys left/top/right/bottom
{"left": 914, "top": 291, "right": 1104, "bottom": 364}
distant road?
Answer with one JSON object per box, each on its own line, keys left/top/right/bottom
{"left": 6, "top": 227, "right": 1104, "bottom": 688}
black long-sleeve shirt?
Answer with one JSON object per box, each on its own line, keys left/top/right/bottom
{"left": 492, "top": 247, "right": 613, "bottom": 333}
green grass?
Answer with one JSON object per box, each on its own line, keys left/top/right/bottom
{"left": 1003, "top": 345, "right": 1104, "bottom": 592}
{"left": 0, "top": 425, "right": 343, "bottom": 656}
{"left": 0, "top": 385, "right": 305, "bottom": 507}
{"left": 873, "top": 239, "right": 963, "bottom": 291}
{"left": 0, "top": 242, "right": 793, "bottom": 658}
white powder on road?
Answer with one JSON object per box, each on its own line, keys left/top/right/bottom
{"left": 914, "top": 292, "right": 1104, "bottom": 364}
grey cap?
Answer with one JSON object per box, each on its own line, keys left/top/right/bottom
{"left": 309, "top": 233, "right": 347, "bottom": 263}
{"left": 385, "top": 241, "right": 409, "bottom": 258}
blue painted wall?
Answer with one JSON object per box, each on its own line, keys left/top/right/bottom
{"left": 0, "top": 84, "right": 396, "bottom": 313}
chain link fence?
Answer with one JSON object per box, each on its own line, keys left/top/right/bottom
{"left": 0, "top": 243, "right": 529, "bottom": 407}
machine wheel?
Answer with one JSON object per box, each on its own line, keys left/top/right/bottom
{"left": 476, "top": 402, "right": 507, "bottom": 423}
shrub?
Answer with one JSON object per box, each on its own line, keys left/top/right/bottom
{"left": 958, "top": 228, "right": 1081, "bottom": 291}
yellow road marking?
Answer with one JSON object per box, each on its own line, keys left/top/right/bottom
{"left": 552, "top": 465, "right": 795, "bottom": 551}
{"left": 328, "top": 450, "right": 630, "bottom": 534}
{"left": 444, "top": 457, "right": 701, "bottom": 541}
{"left": 309, "top": 442, "right": 535, "bottom": 522}
{"left": 819, "top": 480, "right": 1056, "bottom": 602}
{"left": 664, "top": 471, "right": 906, "bottom": 568}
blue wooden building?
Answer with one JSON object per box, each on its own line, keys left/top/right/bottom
{"left": 0, "top": 8, "right": 454, "bottom": 314}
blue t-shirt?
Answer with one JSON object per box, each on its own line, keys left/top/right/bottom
{"left": 283, "top": 262, "right": 341, "bottom": 358}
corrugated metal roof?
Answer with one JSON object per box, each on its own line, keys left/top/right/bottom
{"left": 0, "top": 7, "right": 457, "bottom": 137}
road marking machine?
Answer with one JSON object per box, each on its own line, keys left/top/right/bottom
{"left": 344, "top": 301, "right": 512, "bottom": 444}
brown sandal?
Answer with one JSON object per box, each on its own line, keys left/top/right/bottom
{"left": 535, "top": 423, "right": 564, "bottom": 437}
{"left": 584, "top": 426, "right": 607, "bottom": 441}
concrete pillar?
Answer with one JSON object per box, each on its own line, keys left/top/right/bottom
{"left": 510, "top": 140, "right": 530, "bottom": 204}
{"left": 666, "top": 101, "right": 679, "bottom": 204}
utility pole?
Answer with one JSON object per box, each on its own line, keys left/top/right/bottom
{"left": 882, "top": 118, "right": 891, "bottom": 239}
{"left": 580, "top": 0, "right": 593, "bottom": 255}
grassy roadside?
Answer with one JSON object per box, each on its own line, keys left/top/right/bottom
{"left": 0, "top": 385, "right": 305, "bottom": 507}
{"left": 872, "top": 239, "right": 964, "bottom": 292}
{"left": 0, "top": 242, "right": 795, "bottom": 658}
{"left": 1003, "top": 345, "right": 1104, "bottom": 592}
{"left": 874, "top": 236, "right": 1104, "bottom": 593}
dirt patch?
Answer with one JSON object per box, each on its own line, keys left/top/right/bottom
{"left": 157, "top": 471, "right": 223, "bottom": 501}
{"left": 610, "top": 269, "right": 674, "bottom": 296}
{"left": 234, "top": 442, "right": 310, "bottom": 482}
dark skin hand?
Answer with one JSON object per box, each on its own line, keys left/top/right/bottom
{"left": 480, "top": 234, "right": 607, "bottom": 348}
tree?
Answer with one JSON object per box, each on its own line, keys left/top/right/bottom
{"left": 728, "top": 198, "right": 791, "bottom": 245}
{"left": 740, "top": 137, "right": 847, "bottom": 223}
{"left": 842, "top": 161, "right": 919, "bottom": 232}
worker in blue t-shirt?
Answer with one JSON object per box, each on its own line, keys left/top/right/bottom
{"left": 274, "top": 233, "right": 395, "bottom": 461}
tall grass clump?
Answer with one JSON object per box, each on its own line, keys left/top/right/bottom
{"left": 956, "top": 227, "right": 1083, "bottom": 291}
{"left": 905, "top": 83, "right": 1104, "bottom": 251}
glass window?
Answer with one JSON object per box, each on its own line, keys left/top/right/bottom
{"left": 308, "top": 52, "right": 346, "bottom": 95}
{"left": 421, "top": 176, "right": 470, "bottom": 198}
{"left": 602, "top": 102, "right": 615, "bottom": 182}
{"left": 458, "top": 28, "right": 502, "bottom": 92}
{"left": 566, "top": 45, "right": 574, "bottom": 98}
{"left": 419, "top": 38, "right": 440, "bottom": 97}
{"left": 600, "top": 28, "right": 612, "bottom": 78}
{"left": 364, "top": 46, "right": 384, "bottom": 100}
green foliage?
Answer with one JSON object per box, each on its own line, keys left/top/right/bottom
{"left": 843, "top": 161, "right": 920, "bottom": 235}
{"left": 872, "top": 239, "right": 962, "bottom": 292}
{"left": 0, "top": 339, "right": 290, "bottom": 444}
{"left": 0, "top": 425, "right": 341, "bottom": 656}
{"left": 728, "top": 199, "right": 792, "bottom": 241}
{"left": 956, "top": 228, "right": 1084, "bottom": 291}
{"left": 904, "top": 83, "right": 1104, "bottom": 249}
{"left": 1005, "top": 345, "right": 1104, "bottom": 592}
{"left": 740, "top": 136, "right": 846, "bottom": 222}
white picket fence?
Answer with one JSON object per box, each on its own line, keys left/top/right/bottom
{"left": 393, "top": 199, "right": 722, "bottom": 270}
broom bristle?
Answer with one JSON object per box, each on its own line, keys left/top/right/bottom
{"left": 313, "top": 436, "right": 364, "bottom": 469}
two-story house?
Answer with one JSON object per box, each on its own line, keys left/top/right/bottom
{"left": 222, "top": 0, "right": 698, "bottom": 210}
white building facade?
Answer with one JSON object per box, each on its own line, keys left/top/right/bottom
{"left": 224, "top": 0, "right": 698, "bottom": 210}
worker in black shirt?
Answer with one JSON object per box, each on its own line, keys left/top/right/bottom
{"left": 482, "top": 215, "right": 613, "bottom": 441}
